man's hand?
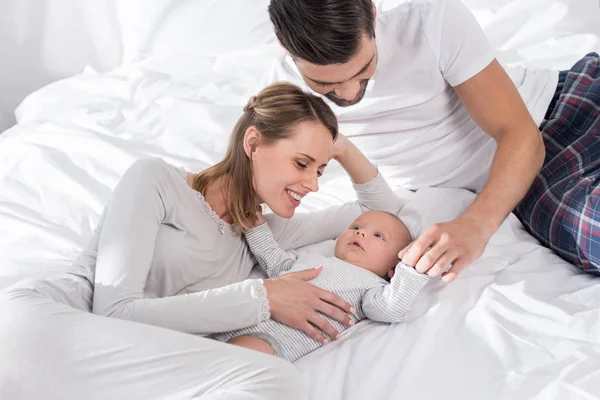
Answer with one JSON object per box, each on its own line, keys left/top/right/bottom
{"left": 398, "top": 215, "right": 494, "bottom": 282}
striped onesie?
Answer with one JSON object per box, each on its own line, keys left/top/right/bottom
{"left": 212, "top": 223, "right": 430, "bottom": 362}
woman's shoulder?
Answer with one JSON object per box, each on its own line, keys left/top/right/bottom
{"left": 122, "top": 157, "right": 185, "bottom": 186}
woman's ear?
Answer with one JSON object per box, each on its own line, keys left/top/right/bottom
{"left": 243, "top": 126, "right": 261, "bottom": 159}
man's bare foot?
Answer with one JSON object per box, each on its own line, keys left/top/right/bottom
{"left": 228, "top": 336, "right": 276, "bottom": 356}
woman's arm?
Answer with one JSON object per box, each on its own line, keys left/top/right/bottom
{"left": 336, "top": 134, "right": 407, "bottom": 215}
{"left": 92, "top": 159, "right": 268, "bottom": 335}
{"left": 331, "top": 133, "right": 377, "bottom": 184}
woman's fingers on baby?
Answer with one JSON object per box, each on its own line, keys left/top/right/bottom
{"left": 281, "top": 269, "right": 318, "bottom": 284}
{"left": 308, "top": 314, "right": 338, "bottom": 342}
{"left": 292, "top": 266, "right": 323, "bottom": 281}
{"left": 302, "top": 322, "right": 328, "bottom": 344}
{"left": 315, "top": 287, "right": 355, "bottom": 318}
{"left": 314, "top": 299, "right": 354, "bottom": 328}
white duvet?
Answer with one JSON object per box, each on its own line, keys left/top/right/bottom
{"left": 1, "top": 0, "right": 599, "bottom": 399}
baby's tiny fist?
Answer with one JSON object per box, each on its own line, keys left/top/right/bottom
{"left": 254, "top": 205, "right": 265, "bottom": 226}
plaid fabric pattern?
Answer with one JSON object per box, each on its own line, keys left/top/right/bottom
{"left": 515, "top": 52, "right": 600, "bottom": 275}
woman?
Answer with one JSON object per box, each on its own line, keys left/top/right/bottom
{"left": 0, "top": 83, "right": 395, "bottom": 399}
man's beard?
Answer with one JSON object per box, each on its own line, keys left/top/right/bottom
{"left": 324, "top": 79, "right": 369, "bottom": 107}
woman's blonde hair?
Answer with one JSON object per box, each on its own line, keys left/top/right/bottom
{"left": 193, "top": 82, "right": 338, "bottom": 231}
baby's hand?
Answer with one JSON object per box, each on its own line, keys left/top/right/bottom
{"left": 254, "top": 204, "right": 266, "bottom": 226}
{"left": 387, "top": 260, "right": 418, "bottom": 279}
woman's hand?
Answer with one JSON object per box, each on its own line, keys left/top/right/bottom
{"left": 263, "top": 266, "right": 356, "bottom": 343}
{"left": 331, "top": 133, "right": 377, "bottom": 184}
{"left": 331, "top": 133, "right": 351, "bottom": 160}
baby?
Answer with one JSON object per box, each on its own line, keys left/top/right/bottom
{"left": 212, "top": 209, "right": 430, "bottom": 362}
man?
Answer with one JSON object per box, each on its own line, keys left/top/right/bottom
{"left": 263, "top": 0, "right": 600, "bottom": 280}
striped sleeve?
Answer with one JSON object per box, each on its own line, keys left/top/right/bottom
{"left": 245, "top": 222, "right": 299, "bottom": 278}
{"left": 361, "top": 262, "right": 429, "bottom": 323}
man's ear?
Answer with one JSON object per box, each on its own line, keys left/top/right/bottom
{"left": 243, "top": 126, "right": 262, "bottom": 158}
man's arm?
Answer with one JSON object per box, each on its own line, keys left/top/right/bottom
{"left": 400, "top": 60, "right": 545, "bottom": 281}
{"left": 456, "top": 59, "right": 545, "bottom": 228}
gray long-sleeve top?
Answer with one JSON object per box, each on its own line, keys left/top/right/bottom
{"left": 68, "top": 157, "right": 406, "bottom": 335}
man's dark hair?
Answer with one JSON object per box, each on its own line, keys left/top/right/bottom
{"left": 268, "top": 0, "right": 375, "bottom": 65}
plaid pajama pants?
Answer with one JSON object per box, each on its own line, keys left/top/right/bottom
{"left": 515, "top": 52, "right": 600, "bottom": 275}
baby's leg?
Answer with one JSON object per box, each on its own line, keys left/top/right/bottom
{"left": 228, "top": 335, "right": 276, "bottom": 356}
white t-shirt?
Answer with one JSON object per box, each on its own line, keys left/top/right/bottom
{"left": 263, "top": 0, "right": 559, "bottom": 191}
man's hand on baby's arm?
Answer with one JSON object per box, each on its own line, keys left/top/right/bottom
{"left": 398, "top": 215, "right": 492, "bottom": 282}
{"left": 388, "top": 261, "right": 427, "bottom": 279}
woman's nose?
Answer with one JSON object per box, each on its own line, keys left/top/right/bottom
{"left": 303, "top": 174, "right": 319, "bottom": 193}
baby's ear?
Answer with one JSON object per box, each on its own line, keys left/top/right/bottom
{"left": 387, "top": 268, "right": 395, "bottom": 279}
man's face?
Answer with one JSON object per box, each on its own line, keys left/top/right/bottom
{"left": 294, "top": 35, "right": 378, "bottom": 107}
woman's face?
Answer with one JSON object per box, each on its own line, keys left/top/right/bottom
{"left": 250, "top": 120, "right": 334, "bottom": 218}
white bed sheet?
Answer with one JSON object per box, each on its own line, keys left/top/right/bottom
{"left": 1, "top": 0, "right": 600, "bottom": 399}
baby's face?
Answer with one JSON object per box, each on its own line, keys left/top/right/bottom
{"left": 334, "top": 211, "right": 412, "bottom": 278}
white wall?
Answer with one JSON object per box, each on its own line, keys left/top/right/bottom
{"left": 0, "top": 0, "right": 123, "bottom": 132}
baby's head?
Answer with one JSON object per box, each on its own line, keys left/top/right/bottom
{"left": 334, "top": 210, "right": 412, "bottom": 279}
